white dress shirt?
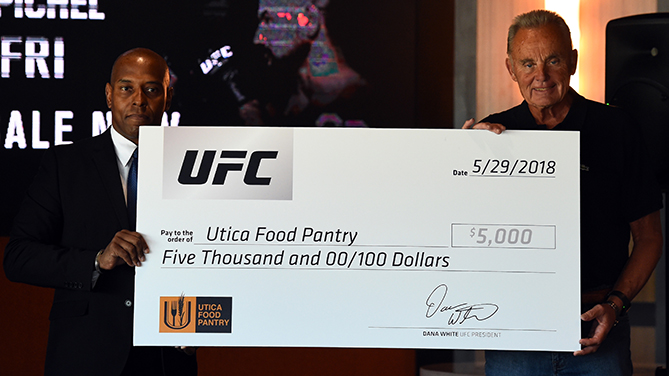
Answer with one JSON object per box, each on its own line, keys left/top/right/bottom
{"left": 110, "top": 125, "right": 137, "bottom": 203}
{"left": 93, "top": 126, "right": 137, "bottom": 285}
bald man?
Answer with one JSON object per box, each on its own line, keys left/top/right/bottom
{"left": 4, "top": 48, "right": 196, "bottom": 376}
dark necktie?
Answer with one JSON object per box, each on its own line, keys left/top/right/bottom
{"left": 127, "top": 148, "right": 138, "bottom": 231}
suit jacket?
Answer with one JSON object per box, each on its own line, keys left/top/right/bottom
{"left": 4, "top": 129, "right": 196, "bottom": 376}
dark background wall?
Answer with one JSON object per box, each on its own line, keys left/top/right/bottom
{"left": 0, "top": 0, "right": 455, "bottom": 235}
{"left": 0, "top": 1, "right": 455, "bottom": 374}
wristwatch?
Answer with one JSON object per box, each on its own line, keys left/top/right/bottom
{"left": 95, "top": 250, "right": 104, "bottom": 274}
{"left": 606, "top": 290, "right": 631, "bottom": 317}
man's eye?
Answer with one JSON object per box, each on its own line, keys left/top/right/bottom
{"left": 120, "top": 86, "right": 131, "bottom": 91}
{"left": 524, "top": 63, "right": 533, "bottom": 68}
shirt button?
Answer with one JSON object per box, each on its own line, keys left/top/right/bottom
{"left": 125, "top": 300, "right": 132, "bottom": 307}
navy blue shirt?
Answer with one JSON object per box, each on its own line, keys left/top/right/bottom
{"left": 481, "top": 92, "right": 663, "bottom": 291}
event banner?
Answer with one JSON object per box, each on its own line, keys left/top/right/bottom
{"left": 134, "top": 127, "right": 581, "bottom": 351}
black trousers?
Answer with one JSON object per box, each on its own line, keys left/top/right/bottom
{"left": 120, "top": 347, "right": 197, "bottom": 376}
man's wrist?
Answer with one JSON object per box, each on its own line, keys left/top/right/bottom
{"left": 606, "top": 290, "right": 631, "bottom": 316}
{"left": 604, "top": 300, "right": 620, "bottom": 317}
{"left": 602, "top": 301, "right": 620, "bottom": 326}
{"left": 94, "top": 250, "right": 104, "bottom": 273}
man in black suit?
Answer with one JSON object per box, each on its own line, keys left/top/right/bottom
{"left": 4, "top": 48, "right": 197, "bottom": 376}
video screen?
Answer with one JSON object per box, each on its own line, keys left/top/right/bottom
{"left": 0, "top": 0, "right": 416, "bottom": 234}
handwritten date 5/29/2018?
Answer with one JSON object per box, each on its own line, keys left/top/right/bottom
{"left": 469, "top": 159, "right": 556, "bottom": 176}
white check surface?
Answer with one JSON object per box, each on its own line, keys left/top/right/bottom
{"left": 134, "top": 127, "right": 581, "bottom": 351}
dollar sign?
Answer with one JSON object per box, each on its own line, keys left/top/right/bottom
{"left": 470, "top": 227, "right": 476, "bottom": 237}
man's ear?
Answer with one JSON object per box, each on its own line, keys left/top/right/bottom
{"left": 165, "top": 86, "right": 174, "bottom": 111}
{"left": 105, "top": 83, "right": 112, "bottom": 109}
{"left": 505, "top": 58, "right": 517, "bottom": 82}
{"left": 570, "top": 49, "right": 578, "bottom": 75}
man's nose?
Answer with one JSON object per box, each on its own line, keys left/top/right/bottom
{"left": 132, "top": 90, "right": 148, "bottom": 107}
{"left": 535, "top": 63, "right": 549, "bottom": 81}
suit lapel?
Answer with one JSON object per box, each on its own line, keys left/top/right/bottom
{"left": 89, "top": 129, "right": 130, "bottom": 230}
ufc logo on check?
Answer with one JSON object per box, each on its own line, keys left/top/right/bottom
{"left": 178, "top": 150, "right": 278, "bottom": 186}
{"left": 162, "top": 127, "right": 293, "bottom": 200}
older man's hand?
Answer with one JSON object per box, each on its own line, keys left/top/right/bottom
{"left": 462, "top": 118, "right": 506, "bottom": 134}
{"left": 574, "top": 303, "right": 618, "bottom": 356}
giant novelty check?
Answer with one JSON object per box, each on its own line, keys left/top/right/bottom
{"left": 134, "top": 127, "right": 581, "bottom": 351}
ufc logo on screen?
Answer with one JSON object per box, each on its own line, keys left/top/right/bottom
{"left": 178, "top": 150, "right": 278, "bottom": 186}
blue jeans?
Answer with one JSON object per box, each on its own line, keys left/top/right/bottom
{"left": 485, "top": 316, "right": 632, "bottom": 376}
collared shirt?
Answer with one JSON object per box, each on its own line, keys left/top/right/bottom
{"left": 93, "top": 126, "right": 137, "bottom": 285}
{"left": 110, "top": 125, "right": 137, "bottom": 204}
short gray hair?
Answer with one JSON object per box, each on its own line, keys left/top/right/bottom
{"left": 507, "top": 10, "right": 572, "bottom": 55}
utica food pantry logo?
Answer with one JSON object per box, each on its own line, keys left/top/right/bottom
{"left": 159, "top": 295, "right": 232, "bottom": 333}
